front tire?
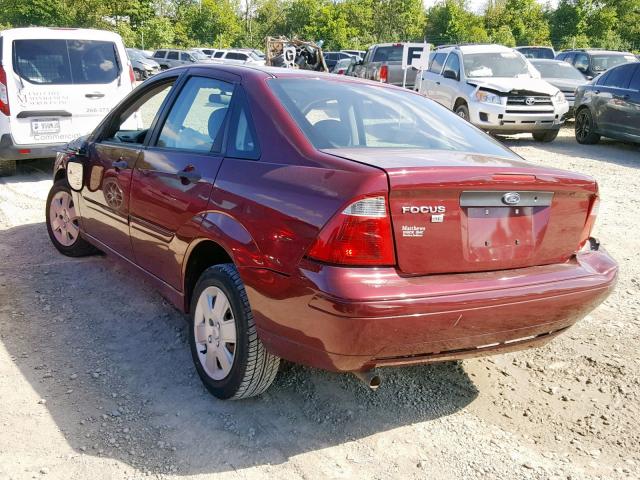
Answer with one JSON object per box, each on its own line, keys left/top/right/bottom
{"left": 455, "top": 104, "right": 470, "bottom": 121}
{"left": 532, "top": 129, "right": 559, "bottom": 142}
{"left": 46, "top": 179, "right": 97, "bottom": 256}
{"left": 575, "top": 108, "right": 601, "bottom": 144}
{"left": 189, "top": 264, "right": 280, "bottom": 400}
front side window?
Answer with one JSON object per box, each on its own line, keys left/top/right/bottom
{"left": 442, "top": 53, "right": 460, "bottom": 79}
{"left": 13, "top": 39, "right": 120, "bottom": 85}
{"left": 214, "top": 51, "right": 225, "bottom": 58}
{"left": 157, "top": 76, "right": 234, "bottom": 152}
{"left": 602, "top": 64, "right": 634, "bottom": 89}
{"left": 462, "top": 51, "right": 530, "bottom": 78}
{"left": 269, "top": 78, "right": 517, "bottom": 158}
{"left": 574, "top": 54, "right": 589, "bottom": 72}
{"left": 103, "top": 80, "right": 175, "bottom": 144}
{"left": 153, "top": 50, "right": 166, "bottom": 58}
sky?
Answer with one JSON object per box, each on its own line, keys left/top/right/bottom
{"left": 423, "top": 0, "right": 558, "bottom": 13}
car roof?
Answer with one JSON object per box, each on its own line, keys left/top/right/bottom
{"left": 435, "top": 44, "right": 515, "bottom": 54}
{"left": 566, "top": 49, "right": 631, "bottom": 55}
{"left": 530, "top": 59, "right": 564, "bottom": 63}
{"left": 515, "top": 46, "right": 553, "bottom": 49}
{"left": 0, "top": 27, "right": 123, "bottom": 42}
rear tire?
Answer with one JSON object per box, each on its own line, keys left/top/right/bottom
{"left": 532, "top": 129, "right": 559, "bottom": 142}
{"left": 133, "top": 68, "right": 143, "bottom": 81}
{"left": 189, "top": 263, "right": 280, "bottom": 400}
{"left": 0, "top": 160, "right": 16, "bottom": 177}
{"left": 575, "top": 108, "right": 601, "bottom": 144}
{"left": 46, "top": 179, "right": 97, "bottom": 257}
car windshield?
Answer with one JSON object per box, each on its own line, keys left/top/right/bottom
{"left": 532, "top": 61, "right": 585, "bottom": 80}
{"left": 13, "top": 39, "right": 120, "bottom": 85}
{"left": 190, "top": 51, "right": 208, "bottom": 60}
{"left": 463, "top": 51, "right": 530, "bottom": 78}
{"left": 591, "top": 54, "right": 638, "bottom": 72}
{"left": 269, "top": 78, "right": 517, "bottom": 158}
{"left": 248, "top": 52, "right": 261, "bottom": 61}
{"left": 127, "top": 49, "right": 145, "bottom": 61}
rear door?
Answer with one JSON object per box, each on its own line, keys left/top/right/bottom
{"left": 597, "top": 63, "right": 635, "bottom": 135}
{"left": 128, "top": 69, "right": 237, "bottom": 289}
{"left": 627, "top": 65, "right": 640, "bottom": 139}
{"left": 8, "top": 37, "right": 131, "bottom": 146}
{"left": 80, "top": 76, "right": 177, "bottom": 259}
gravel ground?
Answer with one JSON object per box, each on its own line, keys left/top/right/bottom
{"left": 0, "top": 126, "right": 638, "bottom": 480}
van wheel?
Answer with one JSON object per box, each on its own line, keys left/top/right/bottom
{"left": 46, "top": 179, "right": 97, "bottom": 257}
{"left": 455, "top": 104, "right": 470, "bottom": 121}
{"left": 532, "top": 130, "right": 559, "bottom": 142}
{"left": 189, "top": 264, "right": 280, "bottom": 400}
{"left": 0, "top": 160, "right": 16, "bottom": 177}
{"left": 575, "top": 108, "right": 601, "bottom": 144}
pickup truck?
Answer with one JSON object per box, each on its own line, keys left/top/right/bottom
{"left": 350, "top": 43, "right": 417, "bottom": 88}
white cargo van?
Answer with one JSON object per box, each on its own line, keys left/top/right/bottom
{"left": 0, "top": 28, "right": 134, "bottom": 175}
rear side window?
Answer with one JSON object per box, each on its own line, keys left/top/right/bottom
{"left": 13, "top": 39, "right": 120, "bottom": 85}
{"left": 226, "top": 52, "right": 247, "bottom": 61}
{"left": 167, "top": 51, "right": 179, "bottom": 60}
{"left": 214, "top": 51, "right": 225, "bottom": 58}
{"left": 429, "top": 53, "right": 447, "bottom": 73}
{"left": 227, "top": 94, "right": 260, "bottom": 160}
{"left": 269, "top": 78, "right": 517, "bottom": 158}
{"left": 372, "top": 46, "right": 403, "bottom": 62}
{"left": 157, "top": 76, "right": 234, "bottom": 152}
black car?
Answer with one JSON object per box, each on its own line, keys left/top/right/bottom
{"left": 515, "top": 46, "right": 555, "bottom": 59}
{"left": 323, "top": 51, "right": 354, "bottom": 70}
{"left": 556, "top": 49, "right": 638, "bottom": 80}
{"left": 574, "top": 62, "right": 640, "bottom": 145}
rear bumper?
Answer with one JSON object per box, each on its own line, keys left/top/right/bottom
{"left": 245, "top": 244, "right": 617, "bottom": 372}
{"left": 0, "top": 134, "right": 63, "bottom": 161}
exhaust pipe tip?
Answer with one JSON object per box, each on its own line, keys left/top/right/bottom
{"left": 353, "top": 370, "right": 381, "bottom": 391}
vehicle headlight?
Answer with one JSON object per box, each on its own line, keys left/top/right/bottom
{"left": 553, "top": 91, "right": 567, "bottom": 104}
{"left": 144, "top": 65, "right": 154, "bottom": 71}
{"left": 475, "top": 90, "right": 503, "bottom": 105}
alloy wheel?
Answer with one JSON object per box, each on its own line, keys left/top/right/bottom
{"left": 193, "top": 286, "right": 237, "bottom": 381}
{"left": 49, "top": 191, "right": 80, "bottom": 247}
{"left": 576, "top": 110, "right": 590, "bottom": 141}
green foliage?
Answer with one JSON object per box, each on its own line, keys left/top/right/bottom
{"left": 0, "top": 0, "right": 637, "bottom": 53}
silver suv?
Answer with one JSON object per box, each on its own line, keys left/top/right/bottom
{"left": 417, "top": 44, "right": 569, "bottom": 142}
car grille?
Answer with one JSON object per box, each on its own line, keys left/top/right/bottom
{"left": 506, "top": 95, "right": 552, "bottom": 106}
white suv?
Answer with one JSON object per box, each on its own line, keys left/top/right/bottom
{"left": 0, "top": 27, "right": 134, "bottom": 176}
{"left": 417, "top": 44, "right": 569, "bottom": 142}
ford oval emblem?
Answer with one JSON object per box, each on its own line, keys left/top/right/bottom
{"left": 502, "top": 192, "right": 521, "bottom": 205}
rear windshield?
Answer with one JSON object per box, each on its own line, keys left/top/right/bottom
{"left": 591, "top": 54, "right": 638, "bottom": 72}
{"left": 517, "top": 47, "right": 555, "bottom": 59}
{"left": 13, "top": 39, "right": 120, "bottom": 85}
{"left": 269, "top": 78, "right": 516, "bottom": 157}
{"left": 372, "top": 46, "right": 403, "bottom": 62}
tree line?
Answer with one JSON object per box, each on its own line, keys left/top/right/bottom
{"left": 1, "top": 0, "right": 638, "bottom": 52}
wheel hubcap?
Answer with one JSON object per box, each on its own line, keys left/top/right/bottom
{"left": 194, "top": 286, "right": 237, "bottom": 380}
{"left": 49, "top": 191, "right": 79, "bottom": 247}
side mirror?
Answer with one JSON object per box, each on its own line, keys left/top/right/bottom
{"left": 443, "top": 69, "right": 458, "bottom": 81}
{"left": 586, "top": 75, "right": 593, "bottom": 81}
{"left": 67, "top": 160, "right": 84, "bottom": 192}
{"left": 576, "top": 65, "right": 587, "bottom": 73}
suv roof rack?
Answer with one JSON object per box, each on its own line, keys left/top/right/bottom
{"left": 434, "top": 43, "right": 500, "bottom": 50}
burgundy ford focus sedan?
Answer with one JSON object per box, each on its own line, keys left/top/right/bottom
{"left": 46, "top": 65, "right": 617, "bottom": 399}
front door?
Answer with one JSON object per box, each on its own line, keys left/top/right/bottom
{"left": 129, "top": 72, "right": 237, "bottom": 289}
{"left": 80, "top": 78, "right": 176, "bottom": 259}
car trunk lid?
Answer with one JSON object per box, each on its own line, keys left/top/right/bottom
{"left": 323, "top": 148, "right": 597, "bottom": 275}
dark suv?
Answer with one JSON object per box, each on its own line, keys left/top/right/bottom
{"left": 574, "top": 62, "right": 640, "bottom": 144}
{"left": 556, "top": 49, "right": 638, "bottom": 80}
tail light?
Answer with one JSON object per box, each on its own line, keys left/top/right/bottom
{"left": 379, "top": 65, "right": 388, "bottom": 83}
{"left": 0, "top": 66, "right": 10, "bottom": 116}
{"left": 128, "top": 64, "right": 136, "bottom": 85}
{"left": 307, "top": 195, "right": 395, "bottom": 266}
{"left": 578, "top": 195, "right": 599, "bottom": 249}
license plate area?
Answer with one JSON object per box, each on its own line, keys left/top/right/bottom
{"left": 460, "top": 191, "right": 553, "bottom": 263}
{"left": 31, "top": 119, "right": 60, "bottom": 135}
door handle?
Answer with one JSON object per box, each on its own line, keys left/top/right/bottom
{"left": 112, "top": 159, "right": 128, "bottom": 170}
{"left": 435, "top": 81, "right": 440, "bottom": 85}
{"left": 85, "top": 92, "right": 105, "bottom": 99}
{"left": 594, "top": 90, "right": 600, "bottom": 95}
{"left": 178, "top": 168, "right": 201, "bottom": 184}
